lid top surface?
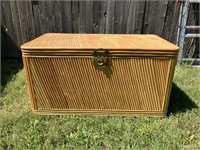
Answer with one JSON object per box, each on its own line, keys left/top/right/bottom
{"left": 21, "top": 33, "right": 179, "bottom": 51}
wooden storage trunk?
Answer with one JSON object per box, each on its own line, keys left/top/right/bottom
{"left": 21, "top": 33, "right": 179, "bottom": 116}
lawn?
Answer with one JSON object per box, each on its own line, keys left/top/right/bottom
{"left": 0, "top": 59, "right": 200, "bottom": 149}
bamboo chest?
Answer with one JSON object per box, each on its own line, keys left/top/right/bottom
{"left": 21, "top": 33, "right": 179, "bottom": 116}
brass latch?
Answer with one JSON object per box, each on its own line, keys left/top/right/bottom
{"left": 92, "top": 49, "right": 112, "bottom": 78}
{"left": 92, "top": 49, "right": 111, "bottom": 69}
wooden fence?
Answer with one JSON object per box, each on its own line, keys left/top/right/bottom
{"left": 1, "top": 0, "right": 198, "bottom": 58}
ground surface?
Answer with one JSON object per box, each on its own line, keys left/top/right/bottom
{"left": 0, "top": 59, "right": 200, "bottom": 149}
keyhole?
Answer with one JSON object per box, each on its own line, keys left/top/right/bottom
{"left": 97, "top": 56, "right": 106, "bottom": 66}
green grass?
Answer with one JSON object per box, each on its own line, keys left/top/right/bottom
{"left": 0, "top": 59, "right": 200, "bottom": 149}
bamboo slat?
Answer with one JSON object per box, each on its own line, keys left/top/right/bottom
{"left": 21, "top": 34, "right": 179, "bottom": 116}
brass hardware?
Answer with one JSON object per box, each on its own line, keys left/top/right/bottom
{"left": 92, "top": 49, "right": 111, "bottom": 68}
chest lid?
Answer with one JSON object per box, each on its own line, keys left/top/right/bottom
{"left": 21, "top": 33, "right": 179, "bottom": 57}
